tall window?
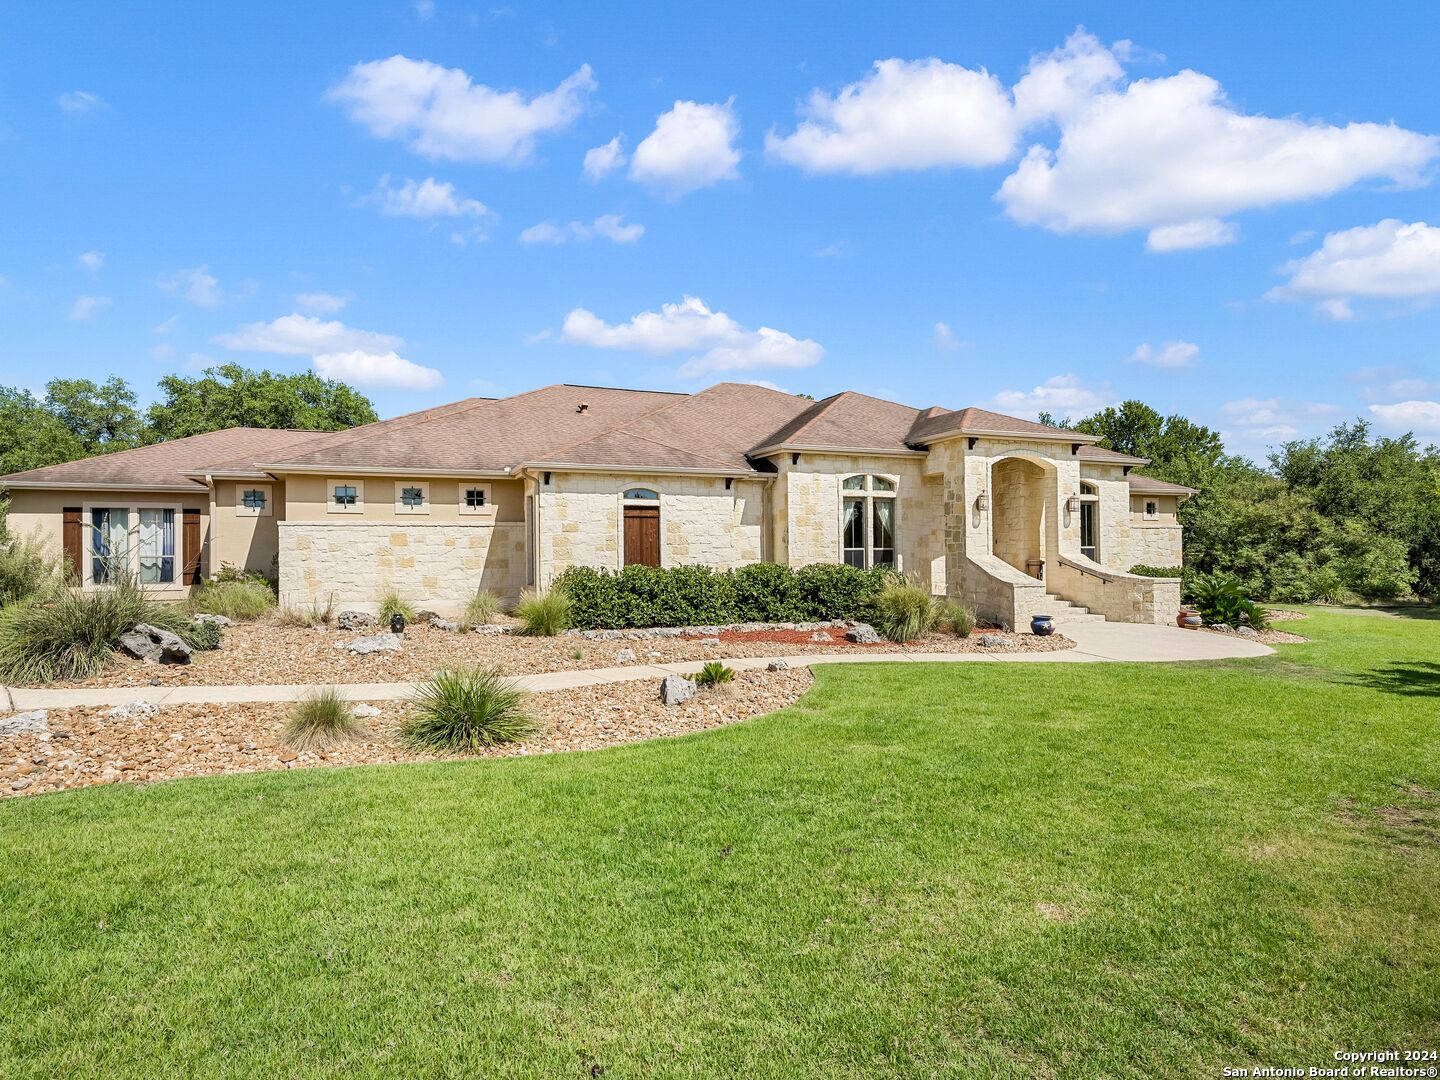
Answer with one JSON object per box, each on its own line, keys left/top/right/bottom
{"left": 90, "top": 508, "right": 130, "bottom": 584}
{"left": 89, "top": 506, "right": 178, "bottom": 585}
{"left": 841, "top": 474, "right": 897, "bottom": 569}
{"left": 1079, "top": 481, "right": 1099, "bottom": 561}
{"left": 138, "top": 509, "right": 176, "bottom": 584}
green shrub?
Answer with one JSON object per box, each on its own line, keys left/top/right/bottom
{"left": 279, "top": 594, "right": 335, "bottom": 628}
{"left": 553, "top": 562, "right": 898, "bottom": 630}
{"left": 378, "top": 588, "right": 417, "bottom": 625}
{"left": 403, "top": 666, "right": 536, "bottom": 751}
{"left": 0, "top": 531, "right": 59, "bottom": 607}
{"left": 189, "top": 577, "right": 275, "bottom": 620}
{"left": 283, "top": 687, "right": 362, "bottom": 751}
{"left": 1189, "top": 571, "right": 1271, "bottom": 630}
{"left": 0, "top": 573, "right": 214, "bottom": 684}
{"left": 938, "top": 600, "right": 977, "bottom": 638}
{"left": 873, "top": 579, "right": 939, "bottom": 643}
{"left": 515, "top": 586, "right": 572, "bottom": 636}
{"left": 460, "top": 587, "right": 502, "bottom": 629}
{"left": 695, "top": 660, "right": 735, "bottom": 687}
{"left": 1129, "top": 565, "right": 1183, "bottom": 578}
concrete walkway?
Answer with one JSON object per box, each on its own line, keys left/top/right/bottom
{"left": 2, "top": 622, "right": 1273, "bottom": 711}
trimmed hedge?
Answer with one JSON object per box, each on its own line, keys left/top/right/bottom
{"left": 553, "top": 562, "right": 899, "bottom": 630}
{"left": 1129, "top": 565, "right": 1183, "bottom": 578}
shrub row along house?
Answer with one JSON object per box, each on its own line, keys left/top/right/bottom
{"left": 0, "top": 383, "right": 1193, "bottom": 628}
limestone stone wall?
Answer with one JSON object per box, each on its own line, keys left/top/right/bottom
{"left": 990, "top": 457, "right": 1047, "bottom": 574}
{"left": 536, "top": 472, "right": 763, "bottom": 580}
{"left": 278, "top": 520, "right": 527, "bottom": 615}
{"left": 1130, "top": 523, "right": 1183, "bottom": 567}
{"left": 1051, "top": 561, "right": 1182, "bottom": 625}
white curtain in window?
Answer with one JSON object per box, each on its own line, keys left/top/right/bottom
{"left": 90, "top": 508, "right": 130, "bottom": 583}
{"left": 872, "top": 498, "right": 895, "bottom": 564}
{"left": 138, "top": 508, "right": 175, "bottom": 584}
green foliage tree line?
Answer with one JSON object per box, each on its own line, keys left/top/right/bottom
{"left": 0, "top": 364, "right": 377, "bottom": 477}
{"left": 1044, "top": 400, "right": 1440, "bottom": 603}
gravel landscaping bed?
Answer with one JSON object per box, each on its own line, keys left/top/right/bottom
{"left": 31, "top": 615, "right": 1074, "bottom": 689}
{"left": 1, "top": 668, "right": 814, "bottom": 798}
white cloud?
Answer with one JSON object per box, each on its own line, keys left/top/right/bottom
{"left": 813, "top": 243, "right": 844, "bottom": 258}
{"left": 216, "top": 314, "right": 403, "bottom": 356}
{"left": 372, "top": 175, "right": 490, "bottom": 219}
{"left": 583, "top": 135, "right": 626, "bottom": 180}
{"left": 1145, "top": 219, "right": 1238, "bottom": 252}
{"left": 999, "top": 59, "right": 1438, "bottom": 246}
{"left": 630, "top": 100, "right": 740, "bottom": 196}
{"left": 160, "top": 265, "right": 222, "bottom": 308}
{"left": 519, "top": 214, "right": 643, "bottom": 245}
{"left": 1268, "top": 219, "right": 1440, "bottom": 317}
{"left": 57, "top": 90, "right": 107, "bottom": 114}
{"left": 1369, "top": 400, "right": 1440, "bottom": 436}
{"left": 313, "top": 349, "right": 443, "bottom": 390}
{"left": 1128, "top": 340, "right": 1199, "bottom": 368}
{"left": 153, "top": 315, "right": 180, "bottom": 335}
{"left": 767, "top": 58, "right": 1017, "bottom": 174}
{"left": 1010, "top": 29, "right": 1125, "bottom": 129}
{"left": 69, "top": 295, "right": 111, "bottom": 321}
{"left": 326, "top": 56, "right": 594, "bottom": 164}
{"left": 217, "top": 313, "right": 441, "bottom": 390}
{"left": 558, "top": 295, "right": 823, "bottom": 378}
{"left": 933, "top": 321, "right": 970, "bottom": 352}
{"left": 992, "top": 374, "right": 1111, "bottom": 418}
{"left": 295, "top": 291, "right": 351, "bottom": 314}
{"left": 413, "top": 0, "right": 435, "bottom": 18}
{"left": 150, "top": 343, "right": 176, "bottom": 361}
{"left": 1219, "top": 397, "right": 1339, "bottom": 441}
{"left": 77, "top": 250, "right": 104, "bottom": 272}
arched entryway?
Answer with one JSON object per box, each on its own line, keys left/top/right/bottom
{"left": 990, "top": 456, "right": 1050, "bottom": 580}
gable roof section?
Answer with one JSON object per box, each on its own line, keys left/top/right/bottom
{"left": 1077, "top": 445, "right": 1149, "bottom": 465}
{"left": 1127, "top": 474, "right": 1197, "bottom": 496}
{"left": 906, "top": 406, "right": 1098, "bottom": 445}
{"left": 0, "top": 428, "right": 330, "bottom": 491}
{"left": 749, "top": 391, "right": 926, "bottom": 456}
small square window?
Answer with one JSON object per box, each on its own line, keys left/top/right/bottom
{"left": 464, "top": 487, "right": 487, "bottom": 508}
{"left": 242, "top": 489, "right": 266, "bottom": 509}
{"left": 334, "top": 485, "right": 358, "bottom": 507}
{"left": 401, "top": 486, "right": 425, "bottom": 508}
{"left": 1144, "top": 500, "right": 1159, "bottom": 518}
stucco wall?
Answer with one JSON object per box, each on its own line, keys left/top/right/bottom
{"left": 535, "top": 472, "right": 764, "bottom": 580}
{"left": 280, "top": 473, "right": 525, "bottom": 522}
{"left": 3, "top": 486, "right": 209, "bottom": 599}
{"left": 277, "top": 520, "right": 527, "bottom": 614}
{"left": 211, "top": 479, "right": 283, "bottom": 580}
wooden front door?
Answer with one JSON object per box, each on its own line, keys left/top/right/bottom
{"left": 623, "top": 506, "right": 660, "bottom": 566}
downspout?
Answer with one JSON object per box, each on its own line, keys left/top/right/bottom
{"left": 204, "top": 473, "right": 215, "bottom": 580}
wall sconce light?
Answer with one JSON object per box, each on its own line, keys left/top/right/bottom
{"left": 975, "top": 491, "right": 989, "bottom": 512}
{"left": 1066, "top": 494, "right": 1080, "bottom": 514}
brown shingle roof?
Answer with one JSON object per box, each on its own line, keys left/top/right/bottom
{"left": 1127, "top": 474, "right": 1197, "bottom": 496}
{"left": 0, "top": 428, "right": 330, "bottom": 490}
{"left": 906, "top": 406, "right": 1097, "bottom": 444}
{"left": 1078, "top": 445, "right": 1149, "bottom": 465}
{"left": 749, "top": 390, "right": 926, "bottom": 455}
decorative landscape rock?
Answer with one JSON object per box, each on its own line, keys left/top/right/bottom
{"left": 192, "top": 613, "right": 232, "bottom": 628}
{"left": 341, "top": 633, "right": 403, "bottom": 655}
{"left": 351, "top": 704, "right": 382, "bottom": 718}
{"left": 0, "top": 710, "right": 49, "bottom": 737}
{"left": 695, "top": 637, "right": 722, "bottom": 646}
{"left": 119, "top": 623, "right": 193, "bottom": 664}
{"left": 978, "top": 634, "right": 1008, "bottom": 648}
{"left": 336, "top": 611, "right": 377, "bottom": 631}
{"left": 809, "top": 631, "right": 831, "bottom": 642}
{"left": 845, "top": 623, "right": 882, "bottom": 644}
{"left": 615, "top": 649, "right": 637, "bottom": 663}
{"left": 659, "top": 674, "right": 697, "bottom": 705}
{"left": 1235, "top": 624, "right": 1259, "bottom": 637}
{"left": 427, "top": 616, "right": 459, "bottom": 631}
{"left": 767, "top": 659, "right": 790, "bottom": 672}
{"left": 471, "top": 624, "right": 511, "bottom": 636}
{"left": 106, "top": 700, "right": 158, "bottom": 722}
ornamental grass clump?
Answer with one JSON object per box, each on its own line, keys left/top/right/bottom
{"left": 873, "top": 579, "right": 940, "bottom": 643}
{"left": 279, "top": 594, "right": 335, "bottom": 628}
{"left": 282, "top": 687, "right": 363, "bottom": 751}
{"left": 938, "top": 600, "right": 977, "bottom": 638}
{"left": 188, "top": 577, "right": 275, "bottom": 621}
{"left": 694, "top": 661, "right": 735, "bottom": 688}
{"left": 460, "top": 587, "right": 502, "bottom": 630}
{"left": 515, "top": 586, "right": 571, "bottom": 637}
{"left": 403, "top": 666, "right": 536, "bottom": 752}
{"left": 377, "top": 588, "right": 417, "bottom": 625}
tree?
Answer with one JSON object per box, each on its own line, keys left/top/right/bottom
{"left": 44, "top": 375, "right": 145, "bottom": 454}
{"left": 1070, "top": 400, "right": 1227, "bottom": 481}
{"left": 146, "top": 363, "right": 377, "bottom": 439}
{"left": 0, "top": 388, "right": 85, "bottom": 476}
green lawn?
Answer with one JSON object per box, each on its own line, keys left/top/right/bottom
{"left": 2, "top": 609, "right": 1437, "bottom": 1077}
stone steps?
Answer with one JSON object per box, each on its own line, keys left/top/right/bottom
{"left": 1040, "top": 594, "right": 1107, "bottom": 624}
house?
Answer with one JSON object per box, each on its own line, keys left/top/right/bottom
{"left": 0, "top": 382, "right": 1194, "bottom": 628}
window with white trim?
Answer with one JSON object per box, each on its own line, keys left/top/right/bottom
{"left": 1144, "top": 499, "right": 1159, "bottom": 519}
{"left": 87, "top": 504, "right": 180, "bottom": 586}
{"left": 328, "top": 480, "right": 364, "bottom": 514}
{"left": 236, "top": 483, "right": 272, "bottom": 517}
{"left": 840, "top": 474, "right": 897, "bottom": 569}
{"left": 395, "top": 481, "right": 430, "bottom": 514}
{"left": 459, "top": 481, "right": 494, "bottom": 515}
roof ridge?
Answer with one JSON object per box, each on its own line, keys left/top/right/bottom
{"left": 260, "top": 393, "right": 525, "bottom": 465}
{"left": 537, "top": 427, "right": 740, "bottom": 471}
{"left": 534, "top": 383, "right": 727, "bottom": 464}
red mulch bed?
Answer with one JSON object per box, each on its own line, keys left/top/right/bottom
{"left": 717, "top": 627, "right": 881, "bottom": 646}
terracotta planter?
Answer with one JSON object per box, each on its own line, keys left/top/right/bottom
{"left": 1030, "top": 614, "right": 1055, "bottom": 636}
{"left": 1177, "top": 610, "right": 1202, "bottom": 630}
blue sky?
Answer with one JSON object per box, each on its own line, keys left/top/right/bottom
{"left": 3, "top": 1, "right": 1438, "bottom": 458}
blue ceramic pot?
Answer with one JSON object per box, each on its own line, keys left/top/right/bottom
{"left": 1030, "top": 614, "right": 1054, "bottom": 636}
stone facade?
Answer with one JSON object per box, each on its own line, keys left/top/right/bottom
{"left": 277, "top": 520, "right": 526, "bottom": 615}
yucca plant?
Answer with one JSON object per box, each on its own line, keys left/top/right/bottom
{"left": 514, "top": 585, "right": 571, "bottom": 637}
{"left": 402, "top": 666, "right": 536, "bottom": 751}
{"left": 938, "top": 600, "right": 977, "bottom": 638}
{"left": 377, "top": 588, "right": 417, "bottom": 625}
{"left": 282, "top": 687, "right": 363, "bottom": 751}
{"left": 460, "top": 587, "right": 502, "bottom": 630}
{"left": 694, "top": 660, "right": 735, "bottom": 687}
{"left": 188, "top": 577, "right": 276, "bottom": 620}
{"left": 873, "top": 579, "right": 939, "bottom": 643}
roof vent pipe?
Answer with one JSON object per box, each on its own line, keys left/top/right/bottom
{"left": 576, "top": 402, "right": 589, "bottom": 413}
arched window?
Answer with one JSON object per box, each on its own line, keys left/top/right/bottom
{"left": 840, "top": 475, "right": 897, "bottom": 569}
{"left": 623, "top": 488, "right": 659, "bottom": 501}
